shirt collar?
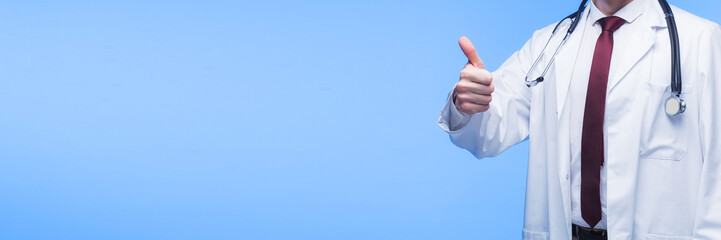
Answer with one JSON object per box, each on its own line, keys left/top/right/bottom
{"left": 587, "top": 0, "right": 646, "bottom": 25}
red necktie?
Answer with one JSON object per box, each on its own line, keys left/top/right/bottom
{"left": 581, "top": 16, "right": 626, "bottom": 229}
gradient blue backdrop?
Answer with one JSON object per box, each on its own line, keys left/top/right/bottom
{"left": 1, "top": 1, "right": 719, "bottom": 239}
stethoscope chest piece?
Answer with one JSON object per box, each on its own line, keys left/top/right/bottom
{"left": 665, "top": 96, "right": 686, "bottom": 116}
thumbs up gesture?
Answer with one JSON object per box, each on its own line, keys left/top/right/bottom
{"left": 454, "top": 36, "right": 495, "bottom": 115}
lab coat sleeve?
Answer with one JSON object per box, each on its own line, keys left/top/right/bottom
{"left": 440, "top": 88, "right": 472, "bottom": 131}
{"left": 438, "top": 31, "right": 539, "bottom": 159}
{"left": 694, "top": 24, "right": 721, "bottom": 239}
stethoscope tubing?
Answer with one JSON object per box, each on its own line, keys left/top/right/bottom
{"left": 523, "top": 0, "right": 684, "bottom": 115}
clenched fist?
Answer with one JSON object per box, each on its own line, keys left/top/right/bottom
{"left": 454, "top": 36, "right": 495, "bottom": 115}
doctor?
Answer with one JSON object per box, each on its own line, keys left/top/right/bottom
{"left": 438, "top": 0, "right": 721, "bottom": 239}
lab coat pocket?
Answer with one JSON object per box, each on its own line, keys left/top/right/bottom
{"left": 638, "top": 82, "right": 690, "bottom": 161}
{"left": 645, "top": 233, "right": 692, "bottom": 240}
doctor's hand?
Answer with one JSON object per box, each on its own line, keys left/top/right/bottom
{"left": 454, "top": 36, "right": 495, "bottom": 115}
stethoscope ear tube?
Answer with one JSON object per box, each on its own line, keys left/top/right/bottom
{"left": 525, "top": 1, "right": 587, "bottom": 87}
{"left": 566, "top": 0, "right": 589, "bottom": 34}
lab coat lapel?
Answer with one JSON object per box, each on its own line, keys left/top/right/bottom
{"left": 554, "top": 8, "right": 590, "bottom": 121}
{"left": 549, "top": 7, "right": 593, "bottom": 234}
{"left": 607, "top": 28, "right": 654, "bottom": 92}
{"left": 608, "top": 2, "right": 666, "bottom": 92}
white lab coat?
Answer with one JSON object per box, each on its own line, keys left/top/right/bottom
{"left": 438, "top": 2, "right": 721, "bottom": 240}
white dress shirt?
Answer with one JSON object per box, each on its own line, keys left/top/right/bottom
{"left": 448, "top": 0, "right": 649, "bottom": 229}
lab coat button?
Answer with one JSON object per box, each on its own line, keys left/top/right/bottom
{"left": 565, "top": 174, "right": 569, "bottom": 180}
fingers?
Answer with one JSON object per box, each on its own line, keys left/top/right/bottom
{"left": 454, "top": 80, "right": 494, "bottom": 115}
{"left": 460, "top": 64, "right": 493, "bottom": 85}
{"left": 454, "top": 99, "right": 490, "bottom": 114}
{"left": 456, "top": 80, "right": 495, "bottom": 95}
{"left": 456, "top": 92, "right": 492, "bottom": 105}
{"left": 459, "top": 36, "right": 485, "bottom": 69}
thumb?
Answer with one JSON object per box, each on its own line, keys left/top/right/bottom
{"left": 459, "top": 36, "right": 485, "bottom": 69}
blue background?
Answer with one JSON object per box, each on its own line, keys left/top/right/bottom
{"left": 1, "top": 1, "right": 719, "bottom": 239}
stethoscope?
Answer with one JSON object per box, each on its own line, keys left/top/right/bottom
{"left": 524, "top": 0, "right": 685, "bottom": 116}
